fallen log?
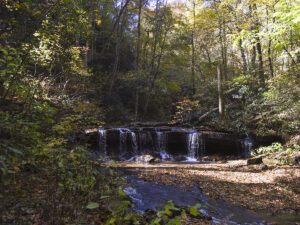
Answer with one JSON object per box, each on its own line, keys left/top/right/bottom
{"left": 129, "top": 121, "right": 171, "bottom": 127}
{"left": 198, "top": 107, "right": 218, "bottom": 122}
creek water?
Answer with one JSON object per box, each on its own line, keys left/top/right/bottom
{"left": 123, "top": 172, "right": 298, "bottom": 225}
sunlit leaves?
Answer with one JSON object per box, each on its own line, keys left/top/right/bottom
{"left": 86, "top": 202, "right": 99, "bottom": 209}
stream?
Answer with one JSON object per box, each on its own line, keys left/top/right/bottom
{"left": 123, "top": 173, "right": 266, "bottom": 225}
{"left": 121, "top": 169, "right": 299, "bottom": 225}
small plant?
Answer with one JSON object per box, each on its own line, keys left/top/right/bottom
{"left": 256, "top": 142, "right": 284, "bottom": 155}
{"left": 151, "top": 201, "right": 181, "bottom": 225}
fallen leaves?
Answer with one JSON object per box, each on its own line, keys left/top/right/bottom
{"left": 118, "top": 160, "right": 300, "bottom": 215}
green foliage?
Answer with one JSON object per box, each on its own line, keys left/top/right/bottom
{"left": 150, "top": 201, "right": 182, "bottom": 225}
{"left": 256, "top": 143, "right": 300, "bottom": 165}
{"left": 189, "top": 203, "right": 202, "bottom": 217}
{"left": 256, "top": 143, "right": 284, "bottom": 155}
{"left": 172, "top": 98, "right": 201, "bottom": 124}
{"left": 86, "top": 202, "right": 100, "bottom": 209}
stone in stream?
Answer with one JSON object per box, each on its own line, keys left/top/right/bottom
{"left": 135, "top": 154, "right": 162, "bottom": 163}
{"left": 247, "top": 155, "right": 263, "bottom": 165}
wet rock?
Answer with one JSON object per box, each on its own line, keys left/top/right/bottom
{"left": 150, "top": 157, "right": 162, "bottom": 164}
{"left": 290, "top": 152, "right": 300, "bottom": 165}
{"left": 261, "top": 164, "right": 268, "bottom": 171}
{"left": 201, "top": 156, "right": 212, "bottom": 162}
{"left": 135, "top": 154, "right": 161, "bottom": 163}
{"left": 173, "top": 155, "right": 187, "bottom": 161}
{"left": 247, "top": 156, "right": 263, "bottom": 165}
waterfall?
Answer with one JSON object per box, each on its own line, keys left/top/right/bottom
{"left": 95, "top": 127, "right": 246, "bottom": 161}
{"left": 138, "top": 131, "right": 154, "bottom": 153}
{"left": 186, "top": 131, "right": 202, "bottom": 162}
{"left": 243, "top": 133, "right": 253, "bottom": 157}
{"left": 98, "top": 128, "right": 107, "bottom": 157}
{"left": 155, "top": 129, "right": 171, "bottom": 160}
{"left": 116, "top": 128, "right": 138, "bottom": 158}
{"left": 130, "top": 130, "right": 138, "bottom": 155}
{"left": 119, "top": 129, "right": 127, "bottom": 157}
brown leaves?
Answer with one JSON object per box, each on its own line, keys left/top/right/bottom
{"left": 119, "top": 160, "right": 300, "bottom": 215}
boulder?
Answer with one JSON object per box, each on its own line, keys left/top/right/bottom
{"left": 135, "top": 154, "right": 161, "bottom": 163}
{"left": 247, "top": 156, "right": 263, "bottom": 165}
{"left": 291, "top": 152, "right": 300, "bottom": 165}
{"left": 201, "top": 156, "right": 212, "bottom": 162}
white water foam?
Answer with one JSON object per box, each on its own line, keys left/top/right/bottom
{"left": 98, "top": 128, "right": 107, "bottom": 157}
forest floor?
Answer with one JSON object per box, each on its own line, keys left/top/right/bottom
{"left": 118, "top": 160, "right": 300, "bottom": 220}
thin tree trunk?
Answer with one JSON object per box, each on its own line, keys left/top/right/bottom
{"left": 249, "top": 5, "right": 257, "bottom": 78}
{"left": 266, "top": 7, "right": 274, "bottom": 77}
{"left": 191, "top": 0, "right": 196, "bottom": 96}
{"left": 213, "top": 0, "right": 227, "bottom": 81}
{"left": 134, "top": 0, "right": 143, "bottom": 122}
{"left": 143, "top": 27, "right": 167, "bottom": 118}
{"left": 217, "top": 65, "right": 224, "bottom": 119}
{"left": 143, "top": 0, "right": 162, "bottom": 118}
{"left": 205, "top": 47, "right": 212, "bottom": 64}
{"left": 99, "top": 0, "right": 131, "bottom": 57}
{"left": 134, "top": 90, "right": 139, "bottom": 121}
{"left": 252, "top": 3, "right": 264, "bottom": 85}
{"left": 85, "top": 41, "right": 88, "bottom": 68}
{"left": 136, "top": 0, "right": 143, "bottom": 69}
{"left": 239, "top": 39, "right": 248, "bottom": 73}
{"left": 256, "top": 37, "right": 265, "bottom": 86}
{"left": 108, "top": 4, "right": 128, "bottom": 96}
{"left": 108, "top": 40, "right": 121, "bottom": 96}
{"left": 251, "top": 45, "right": 257, "bottom": 76}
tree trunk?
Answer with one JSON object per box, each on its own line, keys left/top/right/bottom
{"left": 108, "top": 4, "right": 128, "bottom": 96}
{"left": 143, "top": 0, "right": 164, "bottom": 118}
{"left": 251, "top": 45, "right": 257, "bottom": 76}
{"left": 217, "top": 65, "right": 224, "bottom": 119}
{"left": 134, "top": 0, "right": 143, "bottom": 121}
{"left": 134, "top": 90, "right": 139, "bottom": 122}
{"left": 266, "top": 7, "right": 274, "bottom": 77}
{"left": 191, "top": 0, "right": 196, "bottom": 96}
{"left": 239, "top": 39, "right": 248, "bottom": 73}
{"left": 256, "top": 37, "right": 265, "bottom": 86}
{"left": 213, "top": 0, "right": 227, "bottom": 81}
{"left": 108, "top": 40, "right": 121, "bottom": 96}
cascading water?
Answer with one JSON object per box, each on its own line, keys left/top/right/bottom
{"left": 96, "top": 127, "right": 246, "bottom": 161}
{"left": 138, "top": 131, "right": 154, "bottom": 153}
{"left": 98, "top": 128, "right": 107, "bottom": 157}
{"left": 130, "top": 131, "right": 138, "bottom": 155}
{"left": 186, "top": 132, "right": 200, "bottom": 162}
{"left": 243, "top": 133, "right": 253, "bottom": 157}
{"left": 118, "top": 129, "right": 128, "bottom": 158}
{"left": 116, "top": 128, "right": 138, "bottom": 159}
{"left": 155, "top": 129, "right": 171, "bottom": 160}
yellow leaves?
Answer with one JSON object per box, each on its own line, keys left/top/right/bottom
{"left": 13, "top": 166, "right": 20, "bottom": 172}
{"left": 14, "top": 3, "right": 21, "bottom": 10}
{"left": 97, "top": 20, "right": 102, "bottom": 26}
